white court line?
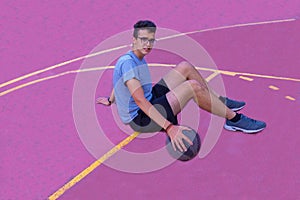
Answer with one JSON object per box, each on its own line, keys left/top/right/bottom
{"left": 0, "top": 18, "right": 296, "bottom": 90}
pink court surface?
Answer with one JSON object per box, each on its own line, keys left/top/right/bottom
{"left": 1, "top": 1, "right": 300, "bottom": 200}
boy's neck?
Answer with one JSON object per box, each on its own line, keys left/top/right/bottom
{"left": 132, "top": 49, "right": 144, "bottom": 60}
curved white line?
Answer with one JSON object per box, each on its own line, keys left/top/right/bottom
{"left": 0, "top": 18, "right": 296, "bottom": 90}
{"left": 1, "top": 64, "right": 299, "bottom": 97}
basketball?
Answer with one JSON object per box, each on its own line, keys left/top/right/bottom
{"left": 166, "top": 128, "right": 201, "bottom": 161}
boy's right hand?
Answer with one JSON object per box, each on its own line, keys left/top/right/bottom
{"left": 166, "top": 125, "right": 193, "bottom": 152}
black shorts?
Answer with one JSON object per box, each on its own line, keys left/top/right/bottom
{"left": 129, "top": 79, "right": 178, "bottom": 133}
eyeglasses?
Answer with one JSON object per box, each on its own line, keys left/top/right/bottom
{"left": 137, "top": 37, "right": 156, "bottom": 45}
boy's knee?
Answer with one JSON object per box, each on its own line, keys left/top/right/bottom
{"left": 176, "top": 61, "right": 194, "bottom": 75}
{"left": 186, "top": 80, "right": 206, "bottom": 92}
{"left": 178, "top": 61, "right": 193, "bottom": 69}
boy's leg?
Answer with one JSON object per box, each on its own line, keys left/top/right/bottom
{"left": 162, "top": 61, "right": 232, "bottom": 117}
{"left": 162, "top": 61, "right": 220, "bottom": 97}
{"left": 163, "top": 65, "right": 266, "bottom": 133}
{"left": 165, "top": 80, "right": 236, "bottom": 120}
{"left": 162, "top": 61, "right": 245, "bottom": 111}
{"left": 165, "top": 81, "right": 266, "bottom": 134}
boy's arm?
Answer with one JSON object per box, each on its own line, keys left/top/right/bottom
{"left": 126, "top": 78, "right": 192, "bottom": 152}
{"left": 108, "top": 89, "right": 115, "bottom": 104}
{"left": 126, "top": 78, "right": 170, "bottom": 130}
{"left": 96, "top": 89, "right": 115, "bottom": 106}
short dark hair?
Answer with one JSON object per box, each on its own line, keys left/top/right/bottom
{"left": 133, "top": 20, "right": 157, "bottom": 38}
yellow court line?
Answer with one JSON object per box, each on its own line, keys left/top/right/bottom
{"left": 195, "top": 67, "right": 237, "bottom": 76}
{"left": 235, "top": 72, "right": 300, "bottom": 82}
{"left": 48, "top": 131, "right": 140, "bottom": 200}
{"left": 239, "top": 76, "right": 254, "bottom": 81}
{"left": 1, "top": 64, "right": 299, "bottom": 97}
{"left": 0, "top": 45, "right": 128, "bottom": 90}
{"left": 285, "top": 96, "right": 296, "bottom": 101}
{"left": 0, "top": 56, "right": 83, "bottom": 89}
{"left": 48, "top": 71, "right": 218, "bottom": 200}
{"left": 47, "top": 67, "right": 298, "bottom": 199}
{"left": 269, "top": 85, "right": 280, "bottom": 90}
{"left": 0, "top": 18, "right": 296, "bottom": 90}
{"left": 205, "top": 71, "right": 221, "bottom": 82}
{"left": 0, "top": 66, "right": 115, "bottom": 97}
{"left": 0, "top": 71, "right": 77, "bottom": 97}
{"left": 150, "top": 64, "right": 300, "bottom": 81}
{"left": 0, "top": 17, "right": 296, "bottom": 198}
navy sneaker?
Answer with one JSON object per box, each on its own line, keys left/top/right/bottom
{"left": 224, "top": 114, "right": 266, "bottom": 134}
{"left": 225, "top": 97, "right": 246, "bottom": 111}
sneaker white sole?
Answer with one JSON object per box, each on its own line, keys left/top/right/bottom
{"left": 231, "top": 105, "right": 245, "bottom": 112}
{"left": 224, "top": 124, "right": 265, "bottom": 133}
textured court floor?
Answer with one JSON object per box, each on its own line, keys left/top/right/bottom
{"left": 1, "top": 1, "right": 299, "bottom": 199}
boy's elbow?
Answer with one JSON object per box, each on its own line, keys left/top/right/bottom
{"left": 133, "top": 95, "right": 147, "bottom": 106}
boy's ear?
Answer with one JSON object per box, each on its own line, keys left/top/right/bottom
{"left": 132, "top": 37, "right": 137, "bottom": 47}
{"left": 132, "top": 36, "right": 137, "bottom": 43}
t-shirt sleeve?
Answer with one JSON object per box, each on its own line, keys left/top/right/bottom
{"left": 121, "top": 59, "right": 140, "bottom": 84}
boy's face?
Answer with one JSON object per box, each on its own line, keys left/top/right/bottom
{"left": 133, "top": 29, "right": 156, "bottom": 57}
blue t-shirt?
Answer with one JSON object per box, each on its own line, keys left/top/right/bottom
{"left": 113, "top": 51, "right": 153, "bottom": 124}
